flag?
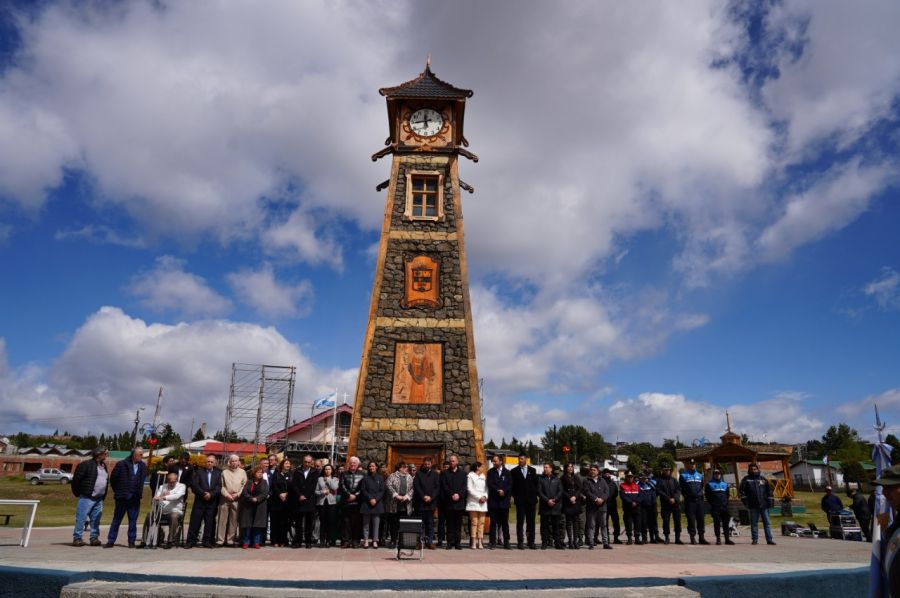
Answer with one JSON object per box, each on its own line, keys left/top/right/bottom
{"left": 313, "top": 390, "right": 336, "bottom": 410}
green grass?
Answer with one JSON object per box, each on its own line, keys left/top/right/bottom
{"left": 0, "top": 476, "right": 152, "bottom": 527}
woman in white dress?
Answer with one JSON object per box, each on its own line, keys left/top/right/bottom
{"left": 466, "top": 462, "right": 488, "bottom": 549}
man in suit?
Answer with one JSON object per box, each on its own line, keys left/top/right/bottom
{"left": 439, "top": 455, "right": 468, "bottom": 550}
{"left": 486, "top": 454, "right": 512, "bottom": 549}
{"left": 511, "top": 453, "right": 538, "bottom": 549}
{"left": 413, "top": 456, "right": 441, "bottom": 549}
{"left": 105, "top": 447, "right": 148, "bottom": 548}
{"left": 291, "top": 453, "right": 320, "bottom": 548}
{"left": 185, "top": 454, "right": 222, "bottom": 548}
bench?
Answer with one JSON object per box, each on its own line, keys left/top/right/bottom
{"left": 0, "top": 513, "right": 14, "bottom": 526}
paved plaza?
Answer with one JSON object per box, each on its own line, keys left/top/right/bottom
{"left": 0, "top": 526, "right": 872, "bottom": 596}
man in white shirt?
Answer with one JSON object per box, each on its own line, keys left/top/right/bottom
{"left": 142, "top": 472, "right": 186, "bottom": 548}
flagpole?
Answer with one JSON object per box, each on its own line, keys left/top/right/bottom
{"left": 330, "top": 387, "right": 338, "bottom": 465}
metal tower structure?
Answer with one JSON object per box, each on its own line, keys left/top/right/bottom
{"left": 223, "top": 363, "right": 295, "bottom": 465}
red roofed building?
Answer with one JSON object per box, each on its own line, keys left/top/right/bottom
{"left": 268, "top": 405, "right": 352, "bottom": 463}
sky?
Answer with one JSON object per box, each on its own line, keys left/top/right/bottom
{"left": 0, "top": 1, "right": 899, "bottom": 447}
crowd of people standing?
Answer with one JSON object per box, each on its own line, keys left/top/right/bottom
{"left": 72, "top": 447, "right": 791, "bottom": 550}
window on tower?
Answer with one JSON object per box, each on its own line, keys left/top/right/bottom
{"left": 405, "top": 171, "right": 444, "bottom": 221}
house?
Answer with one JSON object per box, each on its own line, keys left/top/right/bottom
{"left": 268, "top": 404, "right": 353, "bottom": 463}
{"left": 771, "top": 459, "right": 875, "bottom": 491}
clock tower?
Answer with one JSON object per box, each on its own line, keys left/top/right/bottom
{"left": 347, "top": 61, "right": 485, "bottom": 469}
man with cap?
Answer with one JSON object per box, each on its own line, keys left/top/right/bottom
{"left": 872, "top": 463, "right": 900, "bottom": 596}
{"left": 847, "top": 488, "right": 871, "bottom": 543}
{"left": 704, "top": 469, "right": 734, "bottom": 545}
{"left": 738, "top": 463, "right": 776, "bottom": 545}
{"left": 821, "top": 486, "right": 843, "bottom": 515}
{"left": 679, "top": 459, "right": 709, "bottom": 545}
{"left": 637, "top": 472, "right": 657, "bottom": 544}
{"left": 603, "top": 468, "right": 622, "bottom": 544}
{"left": 655, "top": 464, "right": 683, "bottom": 544}
{"left": 619, "top": 471, "right": 642, "bottom": 545}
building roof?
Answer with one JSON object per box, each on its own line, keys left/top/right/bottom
{"left": 202, "top": 441, "right": 267, "bottom": 456}
{"left": 676, "top": 443, "right": 794, "bottom": 462}
{"left": 379, "top": 64, "right": 473, "bottom": 100}
{"left": 793, "top": 459, "right": 876, "bottom": 471}
{"left": 267, "top": 404, "right": 353, "bottom": 443}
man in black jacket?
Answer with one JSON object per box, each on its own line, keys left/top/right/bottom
{"left": 486, "top": 454, "right": 512, "bottom": 549}
{"left": 511, "top": 454, "right": 538, "bottom": 549}
{"left": 105, "top": 447, "right": 147, "bottom": 548}
{"left": 413, "top": 457, "right": 440, "bottom": 549}
{"left": 738, "top": 463, "right": 775, "bottom": 546}
{"left": 655, "top": 465, "right": 683, "bottom": 544}
{"left": 538, "top": 462, "right": 564, "bottom": 549}
{"left": 185, "top": 455, "right": 222, "bottom": 548}
{"left": 71, "top": 446, "right": 109, "bottom": 547}
{"left": 583, "top": 464, "right": 612, "bottom": 549}
{"left": 440, "top": 455, "right": 468, "bottom": 549}
{"left": 291, "top": 454, "right": 320, "bottom": 548}
{"left": 603, "top": 468, "right": 622, "bottom": 544}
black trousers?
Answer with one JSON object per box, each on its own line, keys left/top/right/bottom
{"left": 489, "top": 508, "right": 510, "bottom": 545}
{"left": 318, "top": 504, "right": 336, "bottom": 544}
{"left": 860, "top": 517, "right": 872, "bottom": 543}
{"left": 187, "top": 500, "right": 217, "bottom": 545}
{"left": 269, "top": 508, "right": 290, "bottom": 545}
{"left": 293, "top": 510, "right": 315, "bottom": 546}
{"left": 342, "top": 506, "right": 361, "bottom": 545}
{"left": 606, "top": 503, "right": 621, "bottom": 539}
{"left": 660, "top": 500, "right": 682, "bottom": 536}
{"left": 684, "top": 500, "right": 705, "bottom": 537}
{"left": 437, "top": 504, "right": 447, "bottom": 543}
{"left": 516, "top": 501, "right": 536, "bottom": 546}
{"left": 622, "top": 504, "right": 642, "bottom": 540}
{"left": 711, "top": 506, "right": 730, "bottom": 540}
{"left": 446, "top": 509, "right": 463, "bottom": 547}
{"left": 540, "top": 512, "right": 562, "bottom": 546}
{"left": 639, "top": 505, "right": 656, "bottom": 541}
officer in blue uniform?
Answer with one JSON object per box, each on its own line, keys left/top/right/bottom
{"left": 704, "top": 469, "right": 734, "bottom": 545}
{"left": 637, "top": 473, "right": 657, "bottom": 545}
{"left": 679, "top": 459, "right": 709, "bottom": 545}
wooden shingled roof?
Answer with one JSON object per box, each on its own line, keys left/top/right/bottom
{"left": 676, "top": 443, "right": 794, "bottom": 462}
{"left": 379, "top": 63, "right": 473, "bottom": 99}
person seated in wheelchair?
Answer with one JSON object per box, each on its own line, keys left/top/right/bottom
{"left": 142, "top": 471, "right": 186, "bottom": 548}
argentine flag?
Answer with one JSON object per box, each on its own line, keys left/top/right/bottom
{"left": 313, "top": 390, "right": 337, "bottom": 410}
{"left": 870, "top": 441, "right": 893, "bottom": 598}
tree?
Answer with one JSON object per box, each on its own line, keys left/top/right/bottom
{"left": 653, "top": 452, "right": 676, "bottom": 475}
{"left": 192, "top": 427, "right": 206, "bottom": 442}
{"left": 661, "top": 438, "right": 684, "bottom": 457}
{"left": 541, "top": 425, "right": 609, "bottom": 464}
{"left": 626, "top": 454, "right": 643, "bottom": 475}
{"left": 822, "top": 423, "right": 869, "bottom": 463}
{"left": 485, "top": 439, "right": 497, "bottom": 450}
{"left": 840, "top": 460, "right": 867, "bottom": 488}
{"left": 885, "top": 434, "right": 900, "bottom": 463}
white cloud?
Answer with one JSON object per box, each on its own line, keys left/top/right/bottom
{"left": 55, "top": 224, "right": 146, "bottom": 248}
{"left": 262, "top": 208, "right": 343, "bottom": 269}
{"left": 756, "top": 159, "right": 897, "bottom": 262}
{"left": 763, "top": 0, "right": 900, "bottom": 157}
{"left": 864, "top": 267, "right": 900, "bottom": 311}
{"left": 226, "top": 264, "right": 313, "bottom": 319}
{"left": 128, "top": 255, "right": 232, "bottom": 318}
{"left": 837, "top": 388, "right": 900, "bottom": 420}
{"left": 0, "top": 308, "right": 357, "bottom": 436}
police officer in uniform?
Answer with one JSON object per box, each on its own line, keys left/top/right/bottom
{"left": 679, "top": 459, "right": 709, "bottom": 545}
{"left": 704, "top": 469, "right": 734, "bottom": 545}
{"left": 637, "top": 473, "right": 657, "bottom": 544}
{"left": 656, "top": 465, "right": 682, "bottom": 544}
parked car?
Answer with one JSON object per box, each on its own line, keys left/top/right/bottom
{"left": 25, "top": 468, "right": 73, "bottom": 485}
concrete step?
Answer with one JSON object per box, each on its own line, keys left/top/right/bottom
{"left": 61, "top": 581, "right": 698, "bottom": 598}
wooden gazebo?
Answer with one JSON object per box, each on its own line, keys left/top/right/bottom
{"left": 676, "top": 414, "right": 794, "bottom": 499}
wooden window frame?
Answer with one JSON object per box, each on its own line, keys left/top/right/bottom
{"left": 405, "top": 171, "right": 444, "bottom": 221}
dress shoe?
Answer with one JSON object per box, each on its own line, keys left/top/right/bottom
{"left": 767, "top": 540, "right": 777, "bottom": 545}
{"left": 752, "top": 539, "right": 758, "bottom": 545}
{"left": 90, "top": 538, "right": 102, "bottom": 547}
{"left": 72, "top": 539, "right": 85, "bottom": 547}
{"left": 517, "top": 543, "right": 524, "bottom": 550}
{"left": 699, "top": 537, "right": 710, "bottom": 545}
{"left": 613, "top": 538, "right": 623, "bottom": 545}
{"left": 528, "top": 544, "right": 538, "bottom": 550}
{"left": 454, "top": 544, "right": 462, "bottom": 550}
{"left": 603, "top": 544, "right": 613, "bottom": 550}
{"left": 163, "top": 542, "right": 172, "bottom": 550}
{"left": 202, "top": 541, "right": 214, "bottom": 548}
{"left": 128, "top": 543, "right": 136, "bottom": 548}
{"left": 503, "top": 543, "right": 511, "bottom": 550}
{"left": 183, "top": 543, "right": 194, "bottom": 549}
{"left": 674, "top": 538, "right": 684, "bottom": 545}
{"left": 716, "top": 538, "right": 722, "bottom": 545}
{"left": 427, "top": 544, "right": 436, "bottom": 550}
{"left": 725, "top": 539, "right": 735, "bottom": 545}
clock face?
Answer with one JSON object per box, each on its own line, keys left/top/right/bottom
{"left": 409, "top": 108, "right": 443, "bottom": 137}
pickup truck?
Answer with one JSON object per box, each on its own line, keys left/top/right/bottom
{"left": 25, "top": 468, "right": 73, "bottom": 485}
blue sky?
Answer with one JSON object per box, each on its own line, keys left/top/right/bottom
{"left": 0, "top": 1, "right": 898, "bottom": 445}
